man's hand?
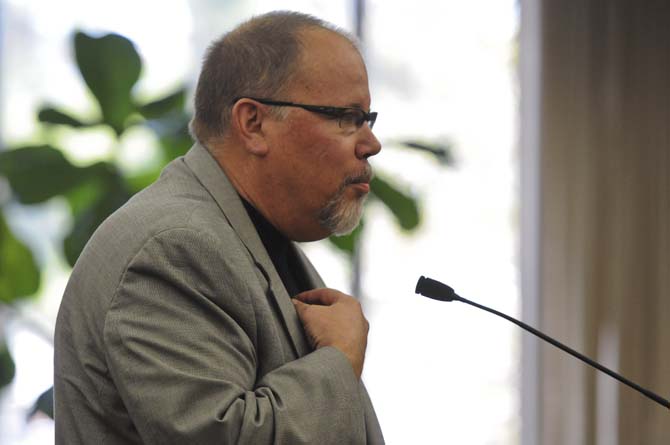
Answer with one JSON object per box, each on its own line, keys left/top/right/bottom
{"left": 292, "top": 289, "right": 369, "bottom": 379}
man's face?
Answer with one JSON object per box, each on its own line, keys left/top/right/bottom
{"left": 262, "top": 29, "right": 382, "bottom": 241}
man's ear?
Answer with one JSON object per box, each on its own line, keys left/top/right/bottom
{"left": 231, "top": 99, "right": 270, "bottom": 156}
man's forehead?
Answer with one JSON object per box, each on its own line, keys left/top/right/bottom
{"left": 298, "top": 26, "right": 356, "bottom": 47}
{"left": 295, "top": 28, "right": 362, "bottom": 66}
{"left": 289, "top": 28, "right": 370, "bottom": 105}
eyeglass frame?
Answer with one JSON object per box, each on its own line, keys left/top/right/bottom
{"left": 233, "top": 97, "right": 378, "bottom": 130}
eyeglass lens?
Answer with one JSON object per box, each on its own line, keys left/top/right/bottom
{"left": 338, "top": 110, "right": 375, "bottom": 130}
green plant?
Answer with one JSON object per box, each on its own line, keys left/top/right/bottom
{"left": 0, "top": 31, "right": 190, "bottom": 416}
{"left": 328, "top": 140, "right": 453, "bottom": 257}
{"left": 0, "top": 30, "right": 452, "bottom": 417}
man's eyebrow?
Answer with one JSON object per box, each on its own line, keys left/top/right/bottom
{"left": 344, "top": 102, "right": 371, "bottom": 110}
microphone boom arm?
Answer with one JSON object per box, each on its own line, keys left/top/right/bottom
{"left": 415, "top": 276, "right": 670, "bottom": 410}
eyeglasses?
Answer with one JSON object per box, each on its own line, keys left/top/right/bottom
{"left": 235, "top": 97, "right": 377, "bottom": 130}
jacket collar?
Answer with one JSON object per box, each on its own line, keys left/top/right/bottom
{"left": 183, "top": 143, "right": 315, "bottom": 357}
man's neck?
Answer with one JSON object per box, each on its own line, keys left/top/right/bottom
{"left": 208, "top": 140, "right": 329, "bottom": 242}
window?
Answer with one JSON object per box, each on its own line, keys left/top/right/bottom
{"left": 0, "top": 1, "right": 519, "bottom": 442}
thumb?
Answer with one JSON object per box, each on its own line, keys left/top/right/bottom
{"left": 292, "top": 298, "right": 310, "bottom": 315}
{"left": 292, "top": 298, "right": 305, "bottom": 308}
{"left": 294, "top": 288, "right": 340, "bottom": 306}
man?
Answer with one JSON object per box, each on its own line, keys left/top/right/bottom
{"left": 54, "top": 10, "right": 384, "bottom": 444}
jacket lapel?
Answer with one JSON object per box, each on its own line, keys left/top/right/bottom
{"left": 184, "top": 143, "right": 311, "bottom": 358}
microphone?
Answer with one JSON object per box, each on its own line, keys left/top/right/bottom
{"left": 415, "top": 276, "right": 670, "bottom": 410}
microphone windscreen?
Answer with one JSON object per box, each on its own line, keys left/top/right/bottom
{"left": 415, "top": 276, "right": 459, "bottom": 301}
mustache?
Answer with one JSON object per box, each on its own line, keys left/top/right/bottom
{"left": 343, "top": 164, "right": 373, "bottom": 186}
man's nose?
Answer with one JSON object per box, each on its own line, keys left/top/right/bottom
{"left": 355, "top": 126, "right": 382, "bottom": 160}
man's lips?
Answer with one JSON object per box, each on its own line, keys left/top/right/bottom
{"left": 345, "top": 165, "right": 373, "bottom": 194}
{"left": 348, "top": 182, "right": 370, "bottom": 193}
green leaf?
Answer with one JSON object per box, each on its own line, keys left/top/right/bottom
{"left": 0, "top": 341, "right": 16, "bottom": 389}
{"left": 63, "top": 162, "right": 110, "bottom": 216}
{"left": 64, "top": 170, "right": 132, "bottom": 266}
{"left": 328, "top": 219, "right": 364, "bottom": 257}
{"left": 0, "top": 211, "right": 40, "bottom": 303}
{"left": 399, "top": 140, "right": 455, "bottom": 166}
{"left": 37, "top": 106, "right": 89, "bottom": 128}
{"left": 137, "top": 87, "right": 187, "bottom": 119}
{"left": 125, "top": 168, "right": 162, "bottom": 194}
{"left": 0, "top": 145, "right": 93, "bottom": 204}
{"left": 74, "top": 31, "right": 142, "bottom": 135}
{"left": 159, "top": 127, "right": 193, "bottom": 161}
{"left": 370, "top": 175, "right": 420, "bottom": 231}
{"left": 144, "top": 112, "right": 193, "bottom": 161}
{"left": 28, "top": 386, "right": 54, "bottom": 419}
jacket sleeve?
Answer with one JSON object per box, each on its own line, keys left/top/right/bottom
{"left": 103, "top": 227, "right": 367, "bottom": 444}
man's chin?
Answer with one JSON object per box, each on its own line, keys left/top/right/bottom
{"left": 330, "top": 220, "right": 360, "bottom": 237}
{"left": 324, "top": 196, "right": 366, "bottom": 237}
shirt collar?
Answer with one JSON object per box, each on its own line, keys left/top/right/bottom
{"left": 240, "top": 198, "right": 290, "bottom": 258}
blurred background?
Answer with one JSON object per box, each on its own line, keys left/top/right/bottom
{"left": 0, "top": 1, "right": 667, "bottom": 444}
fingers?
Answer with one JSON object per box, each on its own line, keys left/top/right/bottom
{"left": 292, "top": 300, "right": 317, "bottom": 347}
{"left": 291, "top": 298, "right": 309, "bottom": 316}
{"left": 293, "top": 288, "right": 342, "bottom": 306}
{"left": 291, "top": 288, "right": 369, "bottom": 379}
{"left": 291, "top": 298, "right": 326, "bottom": 324}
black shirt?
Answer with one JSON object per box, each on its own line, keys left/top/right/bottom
{"left": 241, "top": 199, "right": 311, "bottom": 297}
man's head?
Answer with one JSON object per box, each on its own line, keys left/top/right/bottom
{"left": 191, "top": 11, "right": 352, "bottom": 144}
{"left": 191, "top": 11, "right": 381, "bottom": 242}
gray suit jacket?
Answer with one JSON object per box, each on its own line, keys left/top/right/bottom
{"left": 54, "top": 143, "right": 384, "bottom": 444}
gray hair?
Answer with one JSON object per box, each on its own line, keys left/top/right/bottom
{"left": 189, "top": 10, "right": 359, "bottom": 146}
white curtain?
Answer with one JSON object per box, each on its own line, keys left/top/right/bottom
{"left": 534, "top": 1, "right": 670, "bottom": 444}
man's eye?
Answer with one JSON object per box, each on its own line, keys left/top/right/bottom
{"left": 338, "top": 111, "right": 363, "bottom": 128}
